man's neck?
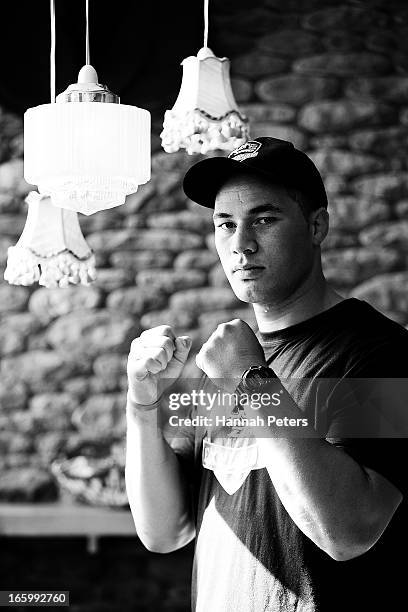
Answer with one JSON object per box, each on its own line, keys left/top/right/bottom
{"left": 253, "top": 279, "right": 345, "bottom": 334}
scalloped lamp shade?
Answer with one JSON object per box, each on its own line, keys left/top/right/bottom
{"left": 4, "top": 191, "right": 96, "bottom": 287}
{"left": 160, "top": 47, "right": 249, "bottom": 155}
{"left": 24, "top": 102, "right": 151, "bottom": 216}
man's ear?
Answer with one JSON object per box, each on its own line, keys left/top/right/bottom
{"left": 309, "top": 207, "right": 329, "bottom": 246}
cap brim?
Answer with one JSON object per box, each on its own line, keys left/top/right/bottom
{"left": 183, "top": 155, "right": 292, "bottom": 208}
{"left": 184, "top": 155, "right": 285, "bottom": 208}
{"left": 183, "top": 157, "right": 246, "bottom": 208}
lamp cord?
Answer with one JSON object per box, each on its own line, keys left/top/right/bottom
{"left": 50, "top": 0, "right": 55, "bottom": 103}
{"left": 204, "top": 0, "right": 209, "bottom": 48}
{"left": 50, "top": 0, "right": 90, "bottom": 103}
{"left": 86, "top": 0, "right": 90, "bottom": 65}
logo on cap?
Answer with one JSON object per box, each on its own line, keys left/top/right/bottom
{"left": 228, "top": 140, "right": 262, "bottom": 162}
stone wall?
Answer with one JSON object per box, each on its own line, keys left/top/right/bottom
{"left": 1, "top": 0, "right": 408, "bottom": 498}
{"left": 0, "top": 0, "right": 408, "bottom": 607}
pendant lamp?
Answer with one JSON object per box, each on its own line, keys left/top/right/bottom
{"left": 160, "top": 0, "right": 249, "bottom": 155}
{"left": 23, "top": 0, "right": 151, "bottom": 216}
{"left": 4, "top": 191, "right": 96, "bottom": 288}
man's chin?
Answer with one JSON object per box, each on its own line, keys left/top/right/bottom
{"left": 230, "top": 281, "right": 268, "bottom": 304}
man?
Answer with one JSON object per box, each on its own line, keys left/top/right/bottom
{"left": 125, "top": 137, "right": 407, "bottom": 611}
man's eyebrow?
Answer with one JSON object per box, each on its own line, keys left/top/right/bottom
{"left": 213, "top": 204, "right": 283, "bottom": 219}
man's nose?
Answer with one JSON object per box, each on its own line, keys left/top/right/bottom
{"left": 231, "top": 224, "right": 257, "bottom": 255}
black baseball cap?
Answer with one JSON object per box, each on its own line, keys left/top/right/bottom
{"left": 183, "top": 136, "right": 328, "bottom": 210}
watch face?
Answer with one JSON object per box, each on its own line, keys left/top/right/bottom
{"left": 246, "top": 366, "right": 271, "bottom": 379}
{"left": 242, "top": 366, "right": 275, "bottom": 390}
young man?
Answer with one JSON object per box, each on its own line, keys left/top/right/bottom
{"left": 125, "top": 137, "right": 407, "bottom": 611}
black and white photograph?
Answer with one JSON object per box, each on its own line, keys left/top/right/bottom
{"left": 0, "top": 1, "right": 407, "bottom": 611}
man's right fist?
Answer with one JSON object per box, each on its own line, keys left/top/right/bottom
{"left": 127, "top": 325, "right": 192, "bottom": 407}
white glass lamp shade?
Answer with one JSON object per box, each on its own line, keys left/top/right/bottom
{"left": 4, "top": 191, "right": 96, "bottom": 287}
{"left": 24, "top": 103, "right": 151, "bottom": 215}
{"left": 161, "top": 47, "right": 249, "bottom": 155}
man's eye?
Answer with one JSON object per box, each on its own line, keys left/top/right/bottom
{"left": 216, "top": 222, "right": 235, "bottom": 230}
{"left": 254, "top": 217, "right": 277, "bottom": 225}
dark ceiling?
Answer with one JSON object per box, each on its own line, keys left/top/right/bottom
{"left": 0, "top": 0, "right": 258, "bottom": 127}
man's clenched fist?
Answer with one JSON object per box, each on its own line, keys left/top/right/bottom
{"left": 196, "top": 319, "right": 266, "bottom": 389}
{"left": 127, "top": 325, "right": 192, "bottom": 407}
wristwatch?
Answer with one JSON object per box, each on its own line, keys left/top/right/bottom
{"left": 236, "top": 364, "right": 278, "bottom": 394}
{"left": 232, "top": 365, "right": 278, "bottom": 418}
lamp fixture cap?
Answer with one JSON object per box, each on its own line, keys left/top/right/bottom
{"left": 56, "top": 64, "right": 119, "bottom": 103}
{"left": 197, "top": 46, "right": 215, "bottom": 60}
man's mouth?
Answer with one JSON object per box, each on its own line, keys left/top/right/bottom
{"left": 232, "top": 265, "right": 265, "bottom": 279}
{"left": 232, "top": 264, "right": 265, "bottom": 272}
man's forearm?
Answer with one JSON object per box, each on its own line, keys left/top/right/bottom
{"left": 253, "top": 382, "right": 402, "bottom": 560}
{"left": 257, "top": 436, "right": 384, "bottom": 559}
{"left": 125, "top": 397, "right": 195, "bottom": 553}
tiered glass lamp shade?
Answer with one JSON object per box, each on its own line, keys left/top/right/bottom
{"left": 24, "top": 65, "right": 151, "bottom": 216}
{"left": 160, "top": 47, "right": 249, "bottom": 155}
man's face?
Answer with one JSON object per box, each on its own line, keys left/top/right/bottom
{"left": 213, "top": 173, "right": 317, "bottom": 305}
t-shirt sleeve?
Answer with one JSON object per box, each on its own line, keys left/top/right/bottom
{"left": 325, "top": 374, "right": 408, "bottom": 496}
{"left": 328, "top": 438, "right": 407, "bottom": 496}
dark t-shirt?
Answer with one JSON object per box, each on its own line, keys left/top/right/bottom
{"left": 170, "top": 298, "right": 408, "bottom": 612}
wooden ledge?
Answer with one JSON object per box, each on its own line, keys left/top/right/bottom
{"left": 0, "top": 501, "right": 136, "bottom": 538}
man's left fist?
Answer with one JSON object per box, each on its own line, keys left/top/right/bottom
{"left": 195, "top": 319, "right": 266, "bottom": 386}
